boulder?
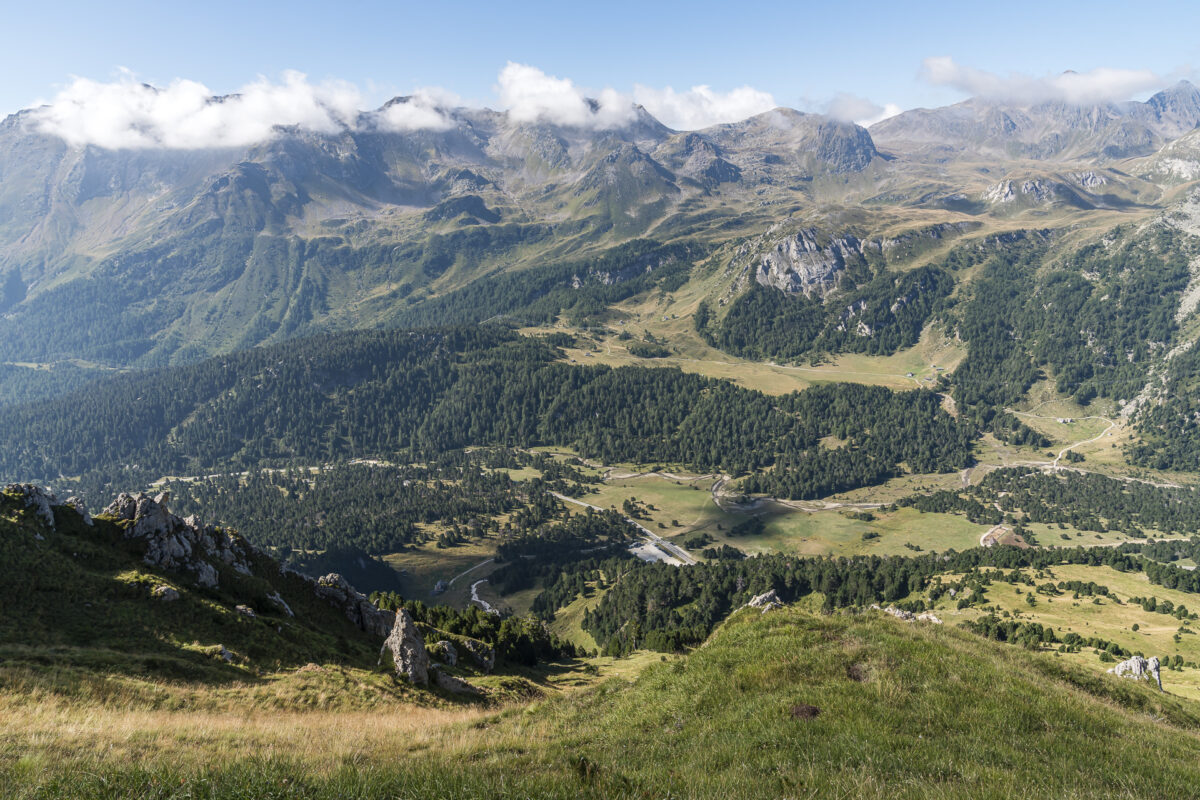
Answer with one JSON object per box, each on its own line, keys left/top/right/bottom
{"left": 1108, "top": 655, "right": 1163, "bottom": 691}
{"left": 151, "top": 585, "right": 180, "bottom": 602}
{"left": 235, "top": 604, "right": 256, "bottom": 618}
{"left": 379, "top": 608, "right": 429, "bottom": 685}
{"left": 429, "top": 639, "right": 458, "bottom": 666}
{"left": 434, "top": 669, "right": 481, "bottom": 695}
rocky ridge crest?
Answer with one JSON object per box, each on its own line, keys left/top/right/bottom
{"left": 103, "top": 491, "right": 255, "bottom": 589}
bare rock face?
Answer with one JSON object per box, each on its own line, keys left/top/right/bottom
{"left": 314, "top": 573, "right": 393, "bottom": 637}
{"left": 379, "top": 608, "right": 430, "bottom": 685}
{"left": 755, "top": 229, "right": 861, "bottom": 296}
{"left": 1108, "top": 655, "right": 1163, "bottom": 691}
{"left": 744, "top": 221, "right": 976, "bottom": 299}
{"left": 6, "top": 484, "right": 58, "bottom": 528}
{"left": 102, "top": 492, "right": 254, "bottom": 589}
{"left": 747, "top": 589, "right": 783, "bottom": 613}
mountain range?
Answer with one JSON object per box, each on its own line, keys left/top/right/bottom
{"left": 5, "top": 82, "right": 1200, "bottom": 371}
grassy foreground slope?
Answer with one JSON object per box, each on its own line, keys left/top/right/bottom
{"left": 7, "top": 607, "right": 1200, "bottom": 798}
{"left": 0, "top": 487, "right": 381, "bottom": 685}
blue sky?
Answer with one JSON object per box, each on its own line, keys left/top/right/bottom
{"left": 4, "top": 0, "right": 1199, "bottom": 124}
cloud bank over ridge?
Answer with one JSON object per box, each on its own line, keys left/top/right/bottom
{"left": 920, "top": 57, "right": 1167, "bottom": 105}
{"left": 21, "top": 59, "right": 1181, "bottom": 150}
{"left": 25, "top": 63, "right": 780, "bottom": 149}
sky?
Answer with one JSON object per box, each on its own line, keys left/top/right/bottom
{"left": 3, "top": 0, "right": 1200, "bottom": 146}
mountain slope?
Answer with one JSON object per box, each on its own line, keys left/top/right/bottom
{"left": 9, "top": 605, "right": 1200, "bottom": 798}
{"left": 0, "top": 484, "right": 390, "bottom": 683}
{"left": 872, "top": 81, "right": 1200, "bottom": 162}
{"left": 0, "top": 103, "right": 881, "bottom": 369}
{"left": 0, "top": 326, "right": 975, "bottom": 504}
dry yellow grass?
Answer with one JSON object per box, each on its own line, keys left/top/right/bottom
{"left": 0, "top": 701, "right": 488, "bottom": 773}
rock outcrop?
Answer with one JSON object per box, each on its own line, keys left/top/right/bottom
{"left": 746, "top": 589, "right": 783, "bottom": 613}
{"left": 430, "top": 639, "right": 458, "bottom": 666}
{"left": 64, "top": 496, "right": 92, "bottom": 526}
{"left": 5, "top": 484, "right": 59, "bottom": 529}
{"left": 755, "top": 229, "right": 863, "bottom": 296}
{"left": 460, "top": 638, "right": 496, "bottom": 673}
{"left": 151, "top": 585, "right": 180, "bottom": 602}
{"left": 102, "top": 492, "right": 254, "bottom": 589}
{"left": 1107, "top": 655, "right": 1163, "bottom": 691}
{"left": 872, "top": 605, "right": 942, "bottom": 624}
{"left": 313, "top": 573, "right": 393, "bottom": 637}
{"left": 751, "top": 222, "right": 975, "bottom": 296}
{"left": 379, "top": 608, "right": 430, "bottom": 685}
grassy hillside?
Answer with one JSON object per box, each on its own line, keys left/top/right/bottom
{"left": 0, "top": 483, "right": 584, "bottom": 715}
{"left": 7, "top": 606, "right": 1200, "bottom": 798}
{"left": 0, "top": 486, "right": 383, "bottom": 686}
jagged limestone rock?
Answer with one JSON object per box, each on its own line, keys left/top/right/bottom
{"left": 6, "top": 484, "right": 57, "bottom": 528}
{"left": 872, "top": 604, "right": 943, "bottom": 624}
{"left": 751, "top": 223, "right": 975, "bottom": 297}
{"left": 755, "top": 229, "right": 858, "bottom": 296}
{"left": 430, "top": 639, "right": 458, "bottom": 666}
{"left": 151, "top": 585, "right": 180, "bottom": 602}
{"left": 379, "top": 608, "right": 429, "bottom": 685}
{"left": 1108, "top": 655, "right": 1163, "bottom": 691}
{"left": 746, "top": 589, "right": 783, "bottom": 613}
{"left": 64, "top": 496, "right": 91, "bottom": 526}
{"left": 102, "top": 492, "right": 254, "bottom": 589}
{"left": 314, "top": 573, "right": 393, "bottom": 637}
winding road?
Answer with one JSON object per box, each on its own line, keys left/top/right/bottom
{"left": 447, "top": 558, "right": 494, "bottom": 586}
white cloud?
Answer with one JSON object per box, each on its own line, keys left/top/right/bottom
{"left": 824, "top": 93, "right": 902, "bottom": 127}
{"left": 920, "top": 57, "right": 1165, "bottom": 105}
{"left": 26, "top": 63, "right": 784, "bottom": 148}
{"left": 495, "top": 62, "right": 634, "bottom": 128}
{"left": 632, "top": 84, "right": 777, "bottom": 130}
{"left": 495, "top": 63, "right": 777, "bottom": 131}
{"left": 31, "top": 70, "right": 371, "bottom": 149}
{"left": 375, "top": 89, "right": 456, "bottom": 132}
